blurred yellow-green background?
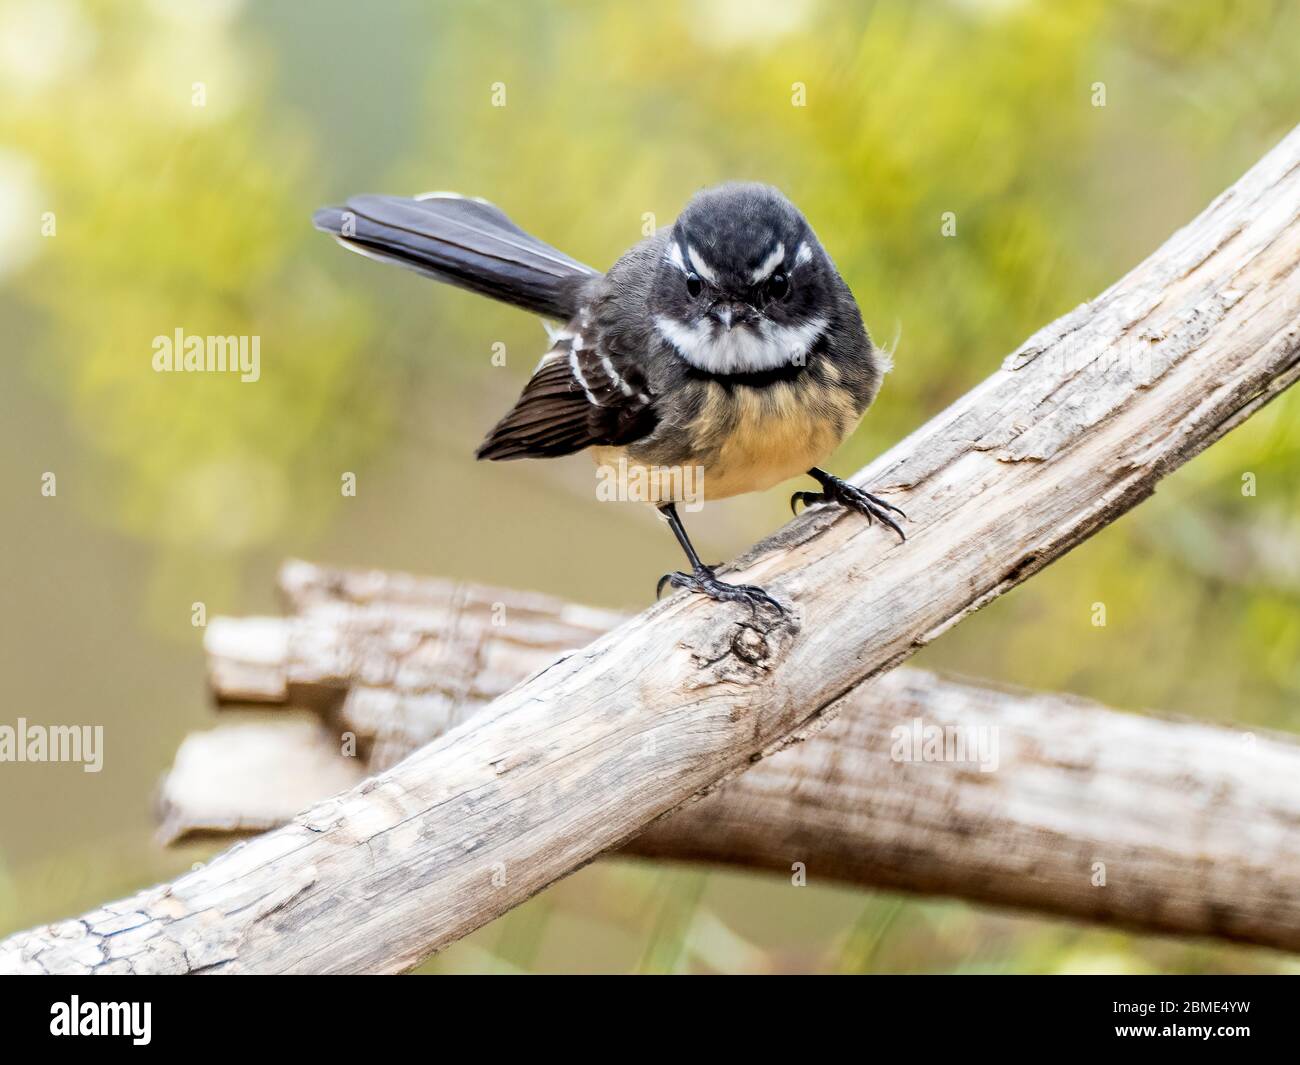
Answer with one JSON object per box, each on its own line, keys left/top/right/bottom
{"left": 1, "top": 0, "right": 1298, "bottom": 973}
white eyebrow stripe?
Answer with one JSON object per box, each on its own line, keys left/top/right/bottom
{"left": 665, "top": 242, "right": 688, "bottom": 274}
{"left": 686, "top": 245, "right": 719, "bottom": 283}
{"left": 793, "top": 241, "right": 813, "bottom": 269}
{"left": 749, "top": 242, "right": 785, "bottom": 283}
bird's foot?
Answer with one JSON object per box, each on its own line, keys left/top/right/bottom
{"left": 656, "top": 565, "right": 783, "bottom": 617}
{"left": 791, "top": 475, "right": 907, "bottom": 541}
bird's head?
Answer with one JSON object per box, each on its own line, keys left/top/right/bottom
{"left": 649, "top": 183, "right": 833, "bottom": 375}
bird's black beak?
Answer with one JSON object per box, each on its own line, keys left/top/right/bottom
{"left": 709, "top": 301, "right": 756, "bottom": 330}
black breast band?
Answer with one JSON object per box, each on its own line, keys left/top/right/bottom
{"left": 682, "top": 359, "right": 810, "bottom": 390}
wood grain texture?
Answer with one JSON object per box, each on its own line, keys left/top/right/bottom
{"left": 3, "top": 125, "right": 1300, "bottom": 974}
{"left": 161, "top": 564, "right": 1300, "bottom": 950}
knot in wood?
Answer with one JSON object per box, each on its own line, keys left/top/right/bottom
{"left": 731, "top": 626, "right": 770, "bottom": 664}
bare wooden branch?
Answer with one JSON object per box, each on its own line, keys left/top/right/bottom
{"left": 4, "top": 125, "right": 1300, "bottom": 974}
{"left": 204, "top": 562, "right": 623, "bottom": 769}
{"left": 160, "top": 714, "right": 366, "bottom": 840}
{"left": 641, "top": 670, "right": 1300, "bottom": 950}
{"left": 161, "top": 565, "right": 1300, "bottom": 951}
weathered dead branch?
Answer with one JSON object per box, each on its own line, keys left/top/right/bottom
{"left": 154, "top": 563, "right": 1300, "bottom": 952}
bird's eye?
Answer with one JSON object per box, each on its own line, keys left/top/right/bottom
{"left": 766, "top": 273, "right": 789, "bottom": 300}
{"left": 685, "top": 272, "right": 703, "bottom": 298}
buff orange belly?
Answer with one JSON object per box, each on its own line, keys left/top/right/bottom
{"left": 592, "top": 379, "right": 861, "bottom": 504}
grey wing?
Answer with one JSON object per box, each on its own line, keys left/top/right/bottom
{"left": 474, "top": 321, "right": 658, "bottom": 461}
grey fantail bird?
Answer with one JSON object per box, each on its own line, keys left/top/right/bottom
{"left": 313, "top": 183, "right": 904, "bottom": 614}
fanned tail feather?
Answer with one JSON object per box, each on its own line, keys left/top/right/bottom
{"left": 312, "top": 192, "right": 597, "bottom": 319}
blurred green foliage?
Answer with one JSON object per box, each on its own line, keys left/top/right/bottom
{"left": 1, "top": 0, "right": 1298, "bottom": 973}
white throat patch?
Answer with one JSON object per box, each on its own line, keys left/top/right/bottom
{"left": 655, "top": 314, "right": 828, "bottom": 375}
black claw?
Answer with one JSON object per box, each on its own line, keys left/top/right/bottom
{"left": 790, "top": 491, "right": 824, "bottom": 516}
{"left": 876, "top": 510, "right": 906, "bottom": 541}
{"left": 656, "top": 566, "right": 784, "bottom": 617}
{"left": 807, "top": 474, "right": 908, "bottom": 542}
{"left": 861, "top": 491, "right": 908, "bottom": 520}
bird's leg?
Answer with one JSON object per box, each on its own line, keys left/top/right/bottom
{"left": 791, "top": 467, "right": 908, "bottom": 541}
{"left": 655, "top": 503, "right": 783, "bottom": 615}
